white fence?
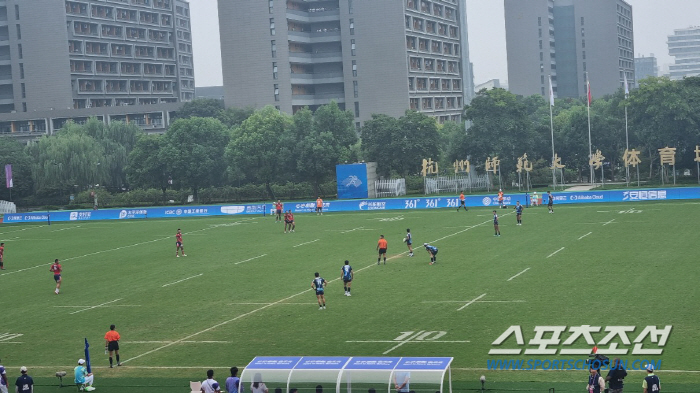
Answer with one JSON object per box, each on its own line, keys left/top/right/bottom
{"left": 424, "top": 174, "right": 489, "bottom": 195}
{"left": 375, "top": 179, "right": 406, "bottom": 197}
{"left": 0, "top": 200, "right": 16, "bottom": 214}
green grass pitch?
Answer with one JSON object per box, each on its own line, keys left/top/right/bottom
{"left": 1, "top": 200, "right": 698, "bottom": 392}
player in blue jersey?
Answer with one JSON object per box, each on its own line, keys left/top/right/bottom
{"left": 423, "top": 243, "right": 438, "bottom": 265}
{"left": 311, "top": 272, "right": 327, "bottom": 310}
{"left": 341, "top": 260, "right": 353, "bottom": 296}
{"left": 404, "top": 228, "right": 414, "bottom": 257}
{"left": 547, "top": 191, "right": 554, "bottom": 213}
{"left": 493, "top": 211, "right": 501, "bottom": 237}
{"left": 514, "top": 201, "right": 524, "bottom": 225}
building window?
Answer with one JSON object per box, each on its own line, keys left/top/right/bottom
{"left": 540, "top": 52, "right": 543, "bottom": 61}
{"left": 538, "top": 28, "right": 542, "bottom": 38}
{"left": 16, "top": 24, "right": 21, "bottom": 40}
{"left": 354, "top": 102, "right": 360, "bottom": 117}
{"left": 539, "top": 40, "right": 542, "bottom": 50}
{"left": 348, "top": 0, "right": 353, "bottom": 14}
{"left": 351, "top": 39, "right": 356, "bottom": 56}
{"left": 541, "top": 75, "right": 544, "bottom": 85}
{"left": 14, "top": 5, "right": 19, "bottom": 20}
{"left": 17, "top": 44, "right": 22, "bottom": 59}
{"left": 352, "top": 60, "right": 357, "bottom": 77}
{"left": 274, "top": 84, "right": 279, "bottom": 101}
{"left": 271, "top": 40, "right": 276, "bottom": 57}
{"left": 349, "top": 19, "right": 354, "bottom": 35}
{"left": 583, "top": 62, "right": 586, "bottom": 71}
{"left": 582, "top": 51, "right": 586, "bottom": 60}
{"left": 269, "top": 0, "right": 273, "bottom": 14}
{"left": 538, "top": 17, "right": 541, "bottom": 26}
{"left": 355, "top": 122, "right": 361, "bottom": 132}
{"left": 19, "top": 63, "right": 24, "bottom": 79}
{"left": 272, "top": 62, "right": 278, "bottom": 79}
{"left": 22, "top": 102, "right": 26, "bottom": 112}
{"left": 353, "top": 81, "right": 358, "bottom": 98}
{"left": 541, "top": 87, "right": 545, "bottom": 95}
{"left": 21, "top": 83, "right": 25, "bottom": 98}
{"left": 270, "top": 18, "right": 275, "bottom": 35}
{"left": 581, "top": 16, "right": 584, "bottom": 25}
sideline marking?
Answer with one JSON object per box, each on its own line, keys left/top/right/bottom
{"left": 421, "top": 300, "right": 525, "bottom": 304}
{"left": 162, "top": 274, "right": 203, "bottom": 288}
{"left": 54, "top": 305, "right": 140, "bottom": 308}
{"left": 603, "top": 218, "right": 616, "bottom": 226}
{"left": 234, "top": 254, "right": 267, "bottom": 265}
{"left": 381, "top": 330, "right": 425, "bottom": 354}
{"left": 293, "top": 239, "right": 319, "bottom": 248}
{"left": 457, "top": 293, "right": 487, "bottom": 311}
{"left": 546, "top": 247, "right": 565, "bottom": 258}
{"left": 124, "top": 340, "right": 230, "bottom": 344}
{"left": 578, "top": 232, "right": 593, "bottom": 240}
{"left": 69, "top": 298, "right": 123, "bottom": 315}
{"left": 507, "top": 268, "right": 530, "bottom": 281}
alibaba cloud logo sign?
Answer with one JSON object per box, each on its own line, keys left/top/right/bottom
{"left": 482, "top": 197, "right": 492, "bottom": 206}
{"left": 341, "top": 175, "right": 363, "bottom": 188}
{"left": 69, "top": 212, "right": 78, "bottom": 221}
{"left": 221, "top": 206, "right": 245, "bottom": 215}
{"left": 119, "top": 210, "right": 128, "bottom": 219}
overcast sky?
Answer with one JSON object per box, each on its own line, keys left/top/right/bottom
{"left": 191, "top": 0, "right": 700, "bottom": 87}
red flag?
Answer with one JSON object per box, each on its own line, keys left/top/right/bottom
{"left": 592, "top": 345, "right": 598, "bottom": 354}
{"left": 587, "top": 81, "right": 592, "bottom": 106}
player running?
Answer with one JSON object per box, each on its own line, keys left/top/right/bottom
{"left": 0, "top": 242, "right": 4, "bottom": 270}
{"left": 547, "top": 191, "right": 554, "bottom": 213}
{"left": 311, "top": 272, "right": 327, "bottom": 309}
{"left": 275, "top": 200, "right": 283, "bottom": 223}
{"left": 377, "top": 235, "right": 388, "bottom": 265}
{"left": 514, "top": 201, "right": 524, "bottom": 225}
{"left": 423, "top": 243, "right": 438, "bottom": 265}
{"left": 341, "top": 260, "right": 353, "bottom": 296}
{"left": 404, "top": 228, "right": 414, "bottom": 257}
{"left": 498, "top": 189, "right": 505, "bottom": 209}
{"left": 493, "top": 211, "right": 501, "bottom": 236}
{"left": 50, "top": 258, "right": 62, "bottom": 294}
{"left": 176, "top": 229, "right": 186, "bottom": 257}
{"left": 316, "top": 197, "right": 323, "bottom": 215}
{"left": 456, "top": 191, "right": 468, "bottom": 212}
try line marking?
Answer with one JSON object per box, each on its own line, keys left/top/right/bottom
{"left": 457, "top": 293, "right": 487, "bottom": 311}
{"left": 293, "top": 239, "right": 319, "bottom": 248}
{"left": 578, "top": 232, "right": 593, "bottom": 240}
{"left": 234, "top": 254, "right": 267, "bottom": 265}
{"left": 122, "top": 214, "right": 504, "bottom": 364}
{"left": 507, "top": 268, "right": 530, "bottom": 281}
{"left": 546, "top": 247, "right": 565, "bottom": 258}
{"left": 162, "top": 274, "right": 203, "bottom": 288}
{"left": 70, "top": 298, "right": 123, "bottom": 315}
{"left": 603, "top": 218, "right": 616, "bottom": 226}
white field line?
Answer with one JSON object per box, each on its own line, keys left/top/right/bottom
{"left": 123, "top": 216, "right": 502, "bottom": 364}
{"left": 293, "top": 239, "right": 319, "bottom": 248}
{"left": 234, "top": 254, "right": 267, "bottom": 265}
{"left": 382, "top": 330, "right": 425, "bottom": 354}
{"left": 603, "top": 218, "right": 616, "bottom": 226}
{"left": 0, "top": 221, "right": 256, "bottom": 278}
{"left": 457, "top": 293, "right": 487, "bottom": 311}
{"left": 124, "top": 340, "right": 230, "bottom": 344}
{"left": 228, "top": 302, "right": 316, "bottom": 305}
{"left": 0, "top": 342, "right": 22, "bottom": 344}
{"left": 54, "top": 305, "right": 140, "bottom": 308}
{"left": 507, "top": 268, "right": 531, "bottom": 281}
{"left": 0, "top": 238, "right": 53, "bottom": 242}
{"left": 69, "top": 298, "right": 122, "bottom": 315}
{"left": 578, "top": 232, "right": 593, "bottom": 240}
{"left": 0, "top": 226, "right": 46, "bottom": 236}
{"left": 347, "top": 340, "right": 470, "bottom": 344}
{"left": 340, "top": 227, "right": 366, "bottom": 233}
{"left": 162, "top": 273, "right": 204, "bottom": 288}
{"left": 546, "top": 247, "right": 565, "bottom": 258}
{"left": 421, "top": 300, "right": 525, "bottom": 304}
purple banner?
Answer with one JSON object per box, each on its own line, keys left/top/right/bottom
{"left": 4, "top": 164, "right": 11, "bottom": 189}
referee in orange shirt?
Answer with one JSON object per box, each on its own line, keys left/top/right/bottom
{"left": 104, "top": 324, "right": 121, "bottom": 368}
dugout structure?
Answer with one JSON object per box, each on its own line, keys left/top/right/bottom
{"left": 240, "top": 356, "right": 453, "bottom": 393}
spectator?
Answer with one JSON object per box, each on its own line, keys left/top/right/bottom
{"left": 605, "top": 358, "right": 627, "bottom": 393}
{"left": 225, "top": 367, "right": 241, "bottom": 393}
{"left": 586, "top": 367, "right": 605, "bottom": 393}
{"left": 643, "top": 364, "right": 660, "bottom": 393}
{"left": 14, "top": 367, "right": 33, "bottom": 393}
{"left": 74, "top": 359, "right": 95, "bottom": 391}
{"left": 393, "top": 372, "right": 409, "bottom": 393}
{"left": 201, "top": 369, "right": 221, "bottom": 393}
{"left": 315, "top": 386, "right": 323, "bottom": 393}
{"left": 250, "top": 373, "right": 268, "bottom": 393}
{"left": 0, "top": 358, "right": 7, "bottom": 393}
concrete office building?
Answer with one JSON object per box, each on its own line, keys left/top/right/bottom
{"left": 218, "top": 0, "right": 471, "bottom": 125}
{"left": 505, "top": 0, "right": 634, "bottom": 99}
{"left": 635, "top": 54, "right": 657, "bottom": 85}
{"left": 668, "top": 27, "right": 700, "bottom": 80}
{"left": 0, "top": 0, "right": 194, "bottom": 139}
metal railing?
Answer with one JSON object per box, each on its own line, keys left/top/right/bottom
{"left": 375, "top": 179, "right": 406, "bottom": 198}
{"left": 424, "top": 174, "right": 489, "bottom": 195}
{"left": 0, "top": 200, "right": 16, "bottom": 214}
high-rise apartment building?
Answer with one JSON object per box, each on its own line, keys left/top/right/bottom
{"left": 0, "top": 0, "right": 194, "bottom": 115}
{"left": 635, "top": 54, "right": 657, "bottom": 85}
{"left": 218, "top": 0, "right": 471, "bottom": 125}
{"left": 668, "top": 27, "right": 700, "bottom": 80}
{"left": 505, "top": 0, "right": 634, "bottom": 99}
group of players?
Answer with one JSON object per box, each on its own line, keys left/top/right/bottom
{"left": 274, "top": 200, "right": 296, "bottom": 233}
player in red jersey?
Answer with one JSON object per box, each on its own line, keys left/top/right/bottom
{"left": 275, "top": 200, "right": 283, "bottom": 223}
{"left": 286, "top": 210, "right": 295, "bottom": 233}
{"left": 49, "top": 259, "right": 62, "bottom": 294}
{"left": 0, "top": 242, "right": 5, "bottom": 270}
{"left": 176, "top": 229, "right": 186, "bottom": 257}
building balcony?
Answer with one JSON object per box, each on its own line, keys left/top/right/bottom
{"left": 0, "top": 95, "right": 13, "bottom": 105}
{"left": 291, "top": 92, "right": 345, "bottom": 106}
{"left": 287, "top": 30, "right": 341, "bottom": 44}
{"left": 286, "top": 8, "right": 340, "bottom": 23}
{"left": 290, "top": 72, "right": 344, "bottom": 84}
{"left": 288, "top": 50, "right": 343, "bottom": 64}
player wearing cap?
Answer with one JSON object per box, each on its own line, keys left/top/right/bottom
{"left": 50, "top": 259, "right": 62, "bottom": 295}
{"left": 74, "top": 359, "right": 95, "bottom": 391}
{"left": 423, "top": 243, "right": 438, "bottom": 265}
{"left": 14, "top": 367, "right": 32, "bottom": 393}
{"left": 643, "top": 364, "right": 660, "bottom": 393}
{"left": 104, "top": 324, "right": 121, "bottom": 368}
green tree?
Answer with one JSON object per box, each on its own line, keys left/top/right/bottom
{"left": 217, "top": 107, "right": 255, "bottom": 128}
{"left": 172, "top": 98, "right": 225, "bottom": 120}
{"left": 126, "top": 134, "right": 170, "bottom": 201}
{"left": 360, "top": 114, "right": 402, "bottom": 177}
{"left": 0, "top": 137, "right": 33, "bottom": 200}
{"left": 161, "top": 117, "right": 229, "bottom": 199}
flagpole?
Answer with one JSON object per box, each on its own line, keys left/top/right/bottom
{"left": 549, "top": 75, "right": 557, "bottom": 190}
{"left": 587, "top": 72, "right": 593, "bottom": 185}
{"left": 624, "top": 72, "right": 630, "bottom": 187}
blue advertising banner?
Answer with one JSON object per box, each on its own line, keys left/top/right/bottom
{"left": 336, "top": 163, "right": 368, "bottom": 199}
{"left": 295, "top": 357, "right": 351, "bottom": 369}
{"left": 246, "top": 357, "right": 303, "bottom": 369}
{"left": 3, "top": 187, "right": 700, "bottom": 224}
{"left": 395, "top": 357, "right": 453, "bottom": 371}
{"left": 344, "top": 357, "right": 401, "bottom": 370}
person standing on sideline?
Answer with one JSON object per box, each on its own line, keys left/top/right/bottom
{"left": 316, "top": 197, "right": 323, "bottom": 215}
{"left": 275, "top": 200, "right": 283, "bottom": 223}
{"left": 393, "top": 371, "right": 409, "bottom": 393}
{"left": 14, "top": 367, "right": 32, "bottom": 393}
{"left": 0, "top": 358, "right": 8, "bottom": 393}
{"left": 404, "top": 229, "right": 414, "bottom": 256}
{"left": 74, "top": 359, "right": 95, "bottom": 391}
{"left": 498, "top": 189, "right": 505, "bottom": 209}
{"left": 311, "top": 272, "right": 327, "bottom": 310}
{"left": 104, "top": 324, "right": 121, "bottom": 368}
{"left": 0, "top": 242, "right": 5, "bottom": 270}
{"left": 423, "top": 243, "right": 438, "bottom": 265}
{"left": 250, "top": 373, "right": 268, "bottom": 393}
{"left": 201, "top": 369, "right": 221, "bottom": 393}
{"left": 341, "top": 260, "right": 353, "bottom": 296}
{"left": 493, "top": 211, "right": 501, "bottom": 237}
{"left": 225, "top": 367, "right": 242, "bottom": 393}
{"left": 456, "top": 192, "right": 467, "bottom": 212}
{"left": 605, "top": 358, "right": 626, "bottom": 393}
{"left": 176, "top": 229, "right": 186, "bottom": 257}
{"left": 586, "top": 367, "right": 605, "bottom": 393}
{"left": 642, "top": 364, "right": 660, "bottom": 393}
{"left": 547, "top": 191, "right": 554, "bottom": 213}
{"left": 532, "top": 191, "right": 539, "bottom": 206}
{"left": 514, "top": 201, "right": 524, "bottom": 225}
{"left": 376, "top": 235, "right": 388, "bottom": 265}
{"left": 50, "top": 259, "right": 62, "bottom": 294}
